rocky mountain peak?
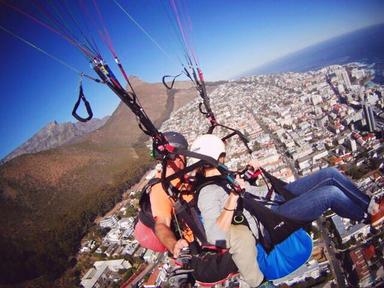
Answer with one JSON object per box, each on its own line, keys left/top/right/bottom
{"left": 1, "top": 117, "right": 109, "bottom": 164}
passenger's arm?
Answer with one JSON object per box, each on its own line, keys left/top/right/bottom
{"left": 216, "top": 176, "right": 243, "bottom": 232}
{"left": 216, "top": 192, "right": 239, "bottom": 232}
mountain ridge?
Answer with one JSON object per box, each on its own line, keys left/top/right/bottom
{"left": 1, "top": 117, "right": 110, "bottom": 164}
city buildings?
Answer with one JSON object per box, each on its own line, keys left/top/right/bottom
{"left": 363, "top": 104, "right": 377, "bottom": 132}
{"left": 79, "top": 62, "right": 384, "bottom": 287}
{"left": 80, "top": 259, "right": 132, "bottom": 288}
{"left": 159, "top": 62, "right": 384, "bottom": 287}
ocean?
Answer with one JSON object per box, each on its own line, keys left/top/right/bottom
{"left": 243, "top": 23, "right": 384, "bottom": 84}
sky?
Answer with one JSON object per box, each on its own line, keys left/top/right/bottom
{"left": 0, "top": 0, "right": 383, "bottom": 160}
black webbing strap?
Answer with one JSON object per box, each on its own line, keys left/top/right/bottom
{"left": 217, "top": 123, "right": 252, "bottom": 154}
{"left": 157, "top": 146, "right": 244, "bottom": 205}
{"left": 191, "top": 70, "right": 252, "bottom": 154}
{"left": 174, "top": 199, "right": 208, "bottom": 245}
{"left": 198, "top": 103, "right": 210, "bottom": 116}
{"left": 72, "top": 81, "right": 93, "bottom": 122}
{"left": 162, "top": 73, "right": 182, "bottom": 90}
{"left": 260, "top": 168, "right": 295, "bottom": 201}
{"left": 242, "top": 191, "right": 284, "bottom": 206}
{"left": 199, "top": 176, "right": 247, "bottom": 227}
{"left": 93, "top": 64, "right": 159, "bottom": 137}
{"left": 157, "top": 148, "right": 222, "bottom": 200}
{"left": 243, "top": 192, "right": 307, "bottom": 247}
{"left": 170, "top": 148, "right": 243, "bottom": 194}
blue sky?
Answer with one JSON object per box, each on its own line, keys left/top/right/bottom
{"left": 0, "top": 0, "right": 383, "bottom": 159}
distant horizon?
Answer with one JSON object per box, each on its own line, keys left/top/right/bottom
{"left": 237, "top": 21, "right": 384, "bottom": 79}
{"left": 133, "top": 22, "right": 384, "bottom": 82}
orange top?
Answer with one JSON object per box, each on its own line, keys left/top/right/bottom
{"left": 150, "top": 182, "right": 194, "bottom": 242}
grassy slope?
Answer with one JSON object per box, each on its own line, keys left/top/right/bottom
{"left": 0, "top": 142, "right": 152, "bottom": 285}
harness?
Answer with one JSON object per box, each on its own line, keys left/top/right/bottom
{"left": 137, "top": 163, "right": 313, "bottom": 284}
{"left": 195, "top": 176, "right": 248, "bottom": 229}
{"left": 195, "top": 172, "right": 309, "bottom": 250}
{"left": 137, "top": 177, "right": 209, "bottom": 250}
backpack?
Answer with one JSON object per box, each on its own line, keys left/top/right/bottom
{"left": 134, "top": 178, "right": 202, "bottom": 253}
{"left": 137, "top": 178, "right": 161, "bottom": 229}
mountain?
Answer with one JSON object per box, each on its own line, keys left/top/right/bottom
{"left": 1, "top": 117, "right": 109, "bottom": 164}
{"left": 84, "top": 78, "right": 196, "bottom": 147}
{"left": 242, "top": 23, "right": 384, "bottom": 80}
{"left": 0, "top": 78, "right": 208, "bottom": 287}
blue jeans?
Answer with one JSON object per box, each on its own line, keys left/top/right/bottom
{"left": 274, "top": 167, "right": 370, "bottom": 222}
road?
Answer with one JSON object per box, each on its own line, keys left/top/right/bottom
{"left": 121, "top": 253, "right": 166, "bottom": 288}
{"left": 121, "top": 261, "right": 157, "bottom": 288}
{"left": 249, "top": 108, "right": 299, "bottom": 179}
{"left": 318, "top": 217, "right": 346, "bottom": 288}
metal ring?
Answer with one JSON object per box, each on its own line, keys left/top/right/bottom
{"left": 233, "top": 215, "right": 244, "bottom": 224}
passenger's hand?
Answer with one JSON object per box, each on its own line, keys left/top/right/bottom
{"left": 173, "top": 239, "right": 188, "bottom": 258}
{"left": 229, "top": 192, "right": 240, "bottom": 202}
{"left": 235, "top": 174, "right": 246, "bottom": 189}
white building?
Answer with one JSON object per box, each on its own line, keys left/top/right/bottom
{"left": 337, "top": 84, "right": 345, "bottom": 94}
{"left": 96, "top": 259, "right": 131, "bottom": 271}
{"left": 104, "top": 244, "right": 118, "bottom": 257}
{"left": 291, "top": 146, "right": 313, "bottom": 160}
{"left": 347, "top": 138, "right": 357, "bottom": 152}
{"left": 80, "top": 259, "right": 131, "bottom": 288}
{"left": 99, "top": 215, "right": 118, "bottom": 229}
{"left": 296, "top": 156, "right": 311, "bottom": 170}
{"left": 81, "top": 265, "right": 112, "bottom": 288}
{"left": 336, "top": 68, "right": 352, "bottom": 90}
{"left": 312, "top": 150, "right": 329, "bottom": 162}
{"left": 331, "top": 215, "right": 370, "bottom": 244}
{"left": 118, "top": 217, "right": 134, "bottom": 230}
{"left": 311, "top": 94, "right": 322, "bottom": 106}
{"left": 258, "top": 154, "right": 280, "bottom": 167}
{"left": 122, "top": 240, "right": 139, "bottom": 256}
{"left": 105, "top": 228, "right": 122, "bottom": 244}
{"left": 143, "top": 249, "right": 158, "bottom": 263}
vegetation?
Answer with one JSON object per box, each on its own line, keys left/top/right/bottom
{"left": 345, "top": 157, "right": 381, "bottom": 179}
{"left": 252, "top": 141, "right": 261, "bottom": 151}
{"left": 125, "top": 204, "right": 138, "bottom": 218}
{"left": 0, "top": 142, "right": 152, "bottom": 287}
{"left": 122, "top": 267, "right": 135, "bottom": 282}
